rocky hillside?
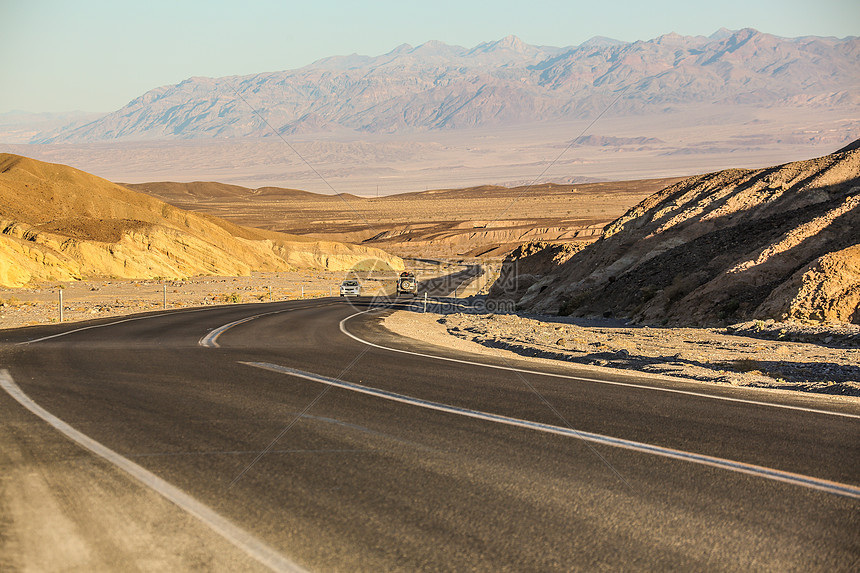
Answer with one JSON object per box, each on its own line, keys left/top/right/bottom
{"left": 34, "top": 29, "right": 860, "bottom": 142}
{"left": 0, "top": 154, "right": 403, "bottom": 288}
{"left": 490, "top": 143, "right": 860, "bottom": 325}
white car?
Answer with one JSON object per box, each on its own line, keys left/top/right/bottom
{"left": 339, "top": 279, "right": 361, "bottom": 297}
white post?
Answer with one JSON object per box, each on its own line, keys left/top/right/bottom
{"left": 301, "top": 285, "right": 304, "bottom": 298}
{"left": 162, "top": 283, "right": 167, "bottom": 309}
{"left": 269, "top": 286, "right": 273, "bottom": 302}
{"left": 58, "top": 290, "right": 63, "bottom": 322}
{"left": 423, "top": 291, "right": 428, "bottom": 313}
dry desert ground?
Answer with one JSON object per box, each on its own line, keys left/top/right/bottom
{"left": 125, "top": 178, "right": 681, "bottom": 259}
{"left": 2, "top": 263, "right": 858, "bottom": 398}
{"left": 384, "top": 309, "right": 860, "bottom": 397}
{"left": 0, "top": 260, "right": 459, "bottom": 329}
{"left": 6, "top": 106, "right": 855, "bottom": 195}
{"left": 1, "top": 145, "right": 857, "bottom": 398}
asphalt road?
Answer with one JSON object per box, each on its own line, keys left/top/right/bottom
{"left": 0, "top": 295, "right": 858, "bottom": 572}
{"left": 413, "top": 263, "right": 484, "bottom": 297}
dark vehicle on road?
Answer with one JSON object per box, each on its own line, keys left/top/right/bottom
{"left": 396, "top": 271, "right": 418, "bottom": 296}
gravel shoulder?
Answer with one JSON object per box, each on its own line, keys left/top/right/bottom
{"left": 0, "top": 265, "right": 458, "bottom": 331}
{"left": 0, "top": 271, "right": 361, "bottom": 330}
{"left": 383, "top": 308, "right": 860, "bottom": 397}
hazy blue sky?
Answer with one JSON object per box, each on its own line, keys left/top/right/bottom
{"left": 1, "top": 0, "right": 857, "bottom": 113}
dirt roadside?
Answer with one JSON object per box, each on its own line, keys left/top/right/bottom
{"left": 0, "top": 262, "right": 461, "bottom": 331}
{"left": 383, "top": 308, "right": 860, "bottom": 398}
{"left": 4, "top": 270, "right": 857, "bottom": 398}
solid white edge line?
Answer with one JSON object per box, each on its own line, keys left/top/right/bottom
{"left": 0, "top": 369, "right": 308, "bottom": 573}
{"left": 339, "top": 309, "right": 860, "bottom": 420}
{"left": 243, "top": 361, "right": 860, "bottom": 500}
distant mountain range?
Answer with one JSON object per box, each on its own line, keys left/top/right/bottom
{"left": 20, "top": 28, "right": 860, "bottom": 143}
{"left": 0, "top": 111, "right": 104, "bottom": 144}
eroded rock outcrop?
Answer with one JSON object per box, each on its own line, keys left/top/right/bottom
{"left": 490, "top": 144, "right": 860, "bottom": 325}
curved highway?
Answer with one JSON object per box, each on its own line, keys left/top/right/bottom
{"left": 1, "top": 295, "right": 858, "bottom": 571}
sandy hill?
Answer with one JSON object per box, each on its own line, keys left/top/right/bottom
{"left": 491, "top": 144, "right": 860, "bottom": 325}
{"left": 124, "top": 181, "right": 343, "bottom": 202}
{"left": 0, "top": 154, "right": 403, "bottom": 288}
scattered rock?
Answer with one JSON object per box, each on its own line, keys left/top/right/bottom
{"left": 490, "top": 145, "right": 860, "bottom": 327}
{"left": 384, "top": 308, "right": 860, "bottom": 396}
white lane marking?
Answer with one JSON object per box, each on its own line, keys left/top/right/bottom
{"left": 199, "top": 315, "right": 269, "bottom": 348}
{"left": 339, "top": 309, "right": 860, "bottom": 420}
{"left": 199, "top": 302, "right": 340, "bottom": 348}
{"left": 242, "top": 361, "right": 860, "bottom": 500}
{"left": 0, "top": 369, "right": 308, "bottom": 573}
{"left": 11, "top": 299, "right": 335, "bottom": 348}
{"left": 18, "top": 307, "right": 215, "bottom": 345}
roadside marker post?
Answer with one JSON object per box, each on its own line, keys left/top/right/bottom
{"left": 424, "top": 292, "right": 428, "bottom": 313}
{"left": 58, "top": 290, "right": 63, "bottom": 322}
{"left": 163, "top": 283, "right": 167, "bottom": 309}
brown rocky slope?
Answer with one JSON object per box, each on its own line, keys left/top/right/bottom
{"left": 0, "top": 154, "right": 403, "bottom": 287}
{"left": 490, "top": 143, "right": 860, "bottom": 325}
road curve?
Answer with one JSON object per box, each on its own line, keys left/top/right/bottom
{"left": 1, "top": 297, "right": 858, "bottom": 571}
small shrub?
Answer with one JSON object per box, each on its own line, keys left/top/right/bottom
{"left": 719, "top": 298, "right": 741, "bottom": 320}
{"left": 222, "top": 293, "right": 242, "bottom": 304}
{"left": 558, "top": 291, "right": 590, "bottom": 316}
{"left": 664, "top": 272, "right": 707, "bottom": 305}
{"left": 732, "top": 358, "right": 761, "bottom": 373}
{"left": 639, "top": 285, "right": 659, "bottom": 303}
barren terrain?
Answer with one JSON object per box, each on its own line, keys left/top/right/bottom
{"left": 1, "top": 145, "right": 857, "bottom": 401}
{"left": 2, "top": 28, "right": 859, "bottom": 572}
{"left": 0, "top": 154, "right": 403, "bottom": 288}
{"left": 0, "top": 260, "right": 456, "bottom": 331}
{"left": 125, "top": 177, "right": 680, "bottom": 259}
{"left": 5, "top": 107, "right": 855, "bottom": 196}
{"left": 384, "top": 309, "right": 860, "bottom": 396}
{"left": 492, "top": 143, "right": 860, "bottom": 325}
